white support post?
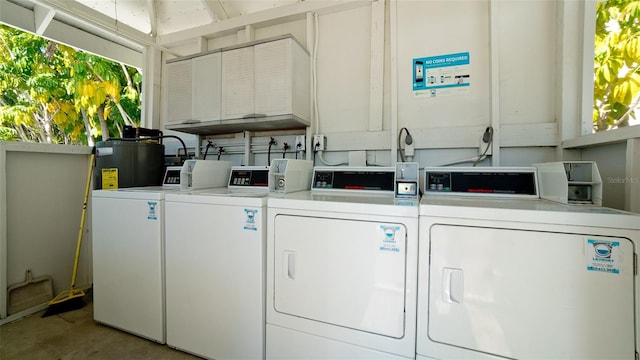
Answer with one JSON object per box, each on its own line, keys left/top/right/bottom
{"left": 489, "top": 0, "right": 501, "bottom": 166}
{"left": 147, "top": 0, "right": 157, "bottom": 38}
{"left": 580, "top": 1, "right": 597, "bottom": 136}
{"left": 244, "top": 131, "right": 252, "bottom": 165}
{"left": 368, "top": 0, "right": 384, "bottom": 132}
{"left": 244, "top": 24, "right": 255, "bottom": 43}
{"left": 196, "top": 36, "right": 208, "bottom": 52}
{"left": 306, "top": 11, "right": 315, "bottom": 161}
{"left": 0, "top": 144, "right": 7, "bottom": 320}
{"left": 34, "top": 4, "right": 55, "bottom": 36}
{"left": 390, "top": 0, "right": 398, "bottom": 164}
{"left": 141, "top": 46, "right": 162, "bottom": 130}
{"left": 626, "top": 138, "right": 640, "bottom": 213}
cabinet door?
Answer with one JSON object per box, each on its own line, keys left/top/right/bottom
{"left": 221, "top": 46, "right": 254, "bottom": 120}
{"left": 192, "top": 52, "right": 222, "bottom": 121}
{"left": 165, "top": 60, "right": 193, "bottom": 125}
{"left": 254, "top": 39, "right": 292, "bottom": 117}
{"left": 273, "top": 214, "right": 408, "bottom": 338}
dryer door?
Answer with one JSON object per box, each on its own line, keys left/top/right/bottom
{"left": 428, "top": 224, "right": 635, "bottom": 360}
{"left": 273, "top": 214, "right": 407, "bottom": 338}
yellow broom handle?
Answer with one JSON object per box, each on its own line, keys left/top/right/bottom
{"left": 70, "top": 152, "right": 94, "bottom": 289}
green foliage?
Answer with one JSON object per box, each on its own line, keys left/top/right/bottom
{"left": 0, "top": 24, "right": 142, "bottom": 144}
{"left": 594, "top": 0, "right": 640, "bottom": 132}
{"left": 0, "top": 127, "right": 17, "bottom": 141}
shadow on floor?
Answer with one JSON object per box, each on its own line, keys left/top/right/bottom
{"left": 0, "top": 291, "right": 201, "bottom": 359}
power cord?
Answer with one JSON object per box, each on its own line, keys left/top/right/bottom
{"left": 437, "top": 126, "right": 494, "bottom": 167}
{"left": 295, "top": 142, "right": 302, "bottom": 159}
{"left": 267, "top": 137, "right": 276, "bottom": 165}
{"left": 473, "top": 127, "right": 493, "bottom": 166}
{"left": 312, "top": 138, "right": 347, "bottom": 166}
{"left": 398, "top": 127, "right": 413, "bottom": 162}
{"left": 203, "top": 140, "right": 214, "bottom": 160}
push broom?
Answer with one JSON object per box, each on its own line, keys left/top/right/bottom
{"left": 42, "top": 148, "right": 95, "bottom": 318}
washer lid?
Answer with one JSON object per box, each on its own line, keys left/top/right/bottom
{"left": 92, "top": 188, "right": 167, "bottom": 200}
{"left": 165, "top": 189, "right": 268, "bottom": 206}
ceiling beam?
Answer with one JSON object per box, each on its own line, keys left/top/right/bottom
{"left": 202, "top": 0, "right": 228, "bottom": 21}
{"left": 157, "top": 0, "right": 375, "bottom": 47}
{"left": 26, "top": 0, "right": 153, "bottom": 46}
{"left": 147, "top": 0, "right": 157, "bottom": 37}
{"left": 33, "top": 4, "right": 55, "bottom": 35}
{"left": 0, "top": 0, "right": 144, "bottom": 66}
{"left": 1, "top": 0, "right": 37, "bottom": 32}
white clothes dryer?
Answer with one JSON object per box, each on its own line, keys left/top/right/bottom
{"left": 417, "top": 167, "right": 640, "bottom": 360}
{"left": 266, "top": 166, "right": 419, "bottom": 359}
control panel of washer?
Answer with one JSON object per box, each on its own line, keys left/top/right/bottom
{"left": 228, "top": 166, "right": 269, "bottom": 188}
{"left": 425, "top": 167, "right": 538, "bottom": 197}
{"left": 312, "top": 167, "right": 395, "bottom": 192}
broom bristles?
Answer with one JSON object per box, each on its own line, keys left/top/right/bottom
{"left": 42, "top": 289, "right": 86, "bottom": 318}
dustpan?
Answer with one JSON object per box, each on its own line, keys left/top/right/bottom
{"left": 7, "top": 269, "right": 54, "bottom": 315}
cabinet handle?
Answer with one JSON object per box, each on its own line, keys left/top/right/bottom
{"left": 242, "top": 113, "right": 267, "bottom": 118}
{"left": 181, "top": 120, "right": 201, "bottom": 124}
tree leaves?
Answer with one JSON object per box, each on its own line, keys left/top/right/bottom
{"left": 0, "top": 24, "right": 142, "bottom": 144}
{"left": 594, "top": 0, "right": 640, "bottom": 132}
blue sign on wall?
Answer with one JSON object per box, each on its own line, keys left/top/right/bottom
{"left": 413, "top": 52, "right": 470, "bottom": 97}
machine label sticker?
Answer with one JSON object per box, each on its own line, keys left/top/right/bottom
{"left": 412, "top": 52, "right": 470, "bottom": 97}
{"left": 101, "top": 168, "right": 118, "bottom": 189}
{"left": 379, "top": 225, "right": 400, "bottom": 252}
{"left": 243, "top": 208, "right": 258, "bottom": 231}
{"left": 586, "top": 239, "right": 620, "bottom": 274}
{"left": 147, "top": 201, "right": 158, "bottom": 220}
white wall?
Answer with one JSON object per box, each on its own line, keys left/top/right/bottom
{"left": 581, "top": 143, "right": 628, "bottom": 210}
{"left": 162, "top": 0, "right": 562, "bottom": 167}
{"left": 5, "top": 0, "right": 637, "bottom": 210}
{"left": 0, "top": 143, "right": 93, "bottom": 321}
{"left": 396, "top": 0, "right": 490, "bottom": 130}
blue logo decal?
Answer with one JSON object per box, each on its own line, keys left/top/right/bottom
{"left": 593, "top": 243, "right": 612, "bottom": 258}
{"left": 147, "top": 201, "right": 158, "bottom": 220}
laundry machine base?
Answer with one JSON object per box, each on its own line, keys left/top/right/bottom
{"left": 266, "top": 324, "right": 412, "bottom": 360}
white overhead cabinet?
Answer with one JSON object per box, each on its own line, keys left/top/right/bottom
{"left": 164, "top": 51, "right": 221, "bottom": 127}
{"left": 192, "top": 52, "right": 222, "bottom": 122}
{"left": 164, "top": 59, "right": 193, "bottom": 126}
{"left": 221, "top": 46, "right": 255, "bottom": 120}
{"left": 165, "top": 35, "right": 310, "bottom": 135}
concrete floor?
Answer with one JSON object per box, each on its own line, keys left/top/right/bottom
{"left": 0, "top": 292, "right": 200, "bottom": 360}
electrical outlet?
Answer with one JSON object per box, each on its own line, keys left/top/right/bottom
{"left": 479, "top": 134, "right": 492, "bottom": 156}
{"left": 295, "top": 135, "right": 306, "bottom": 152}
{"left": 313, "top": 135, "right": 326, "bottom": 151}
{"left": 404, "top": 140, "right": 415, "bottom": 157}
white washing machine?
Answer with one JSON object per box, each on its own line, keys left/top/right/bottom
{"left": 266, "top": 166, "right": 420, "bottom": 359}
{"left": 92, "top": 187, "right": 169, "bottom": 342}
{"left": 91, "top": 161, "right": 230, "bottom": 343}
{"left": 417, "top": 167, "right": 640, "bottom": 360}
{"left": 164, "top": 160, "right": 312, "bottom": 359}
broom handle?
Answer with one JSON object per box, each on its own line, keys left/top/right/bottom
{"left": 70, "top": 150, "right": 95, "bottom": 290}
